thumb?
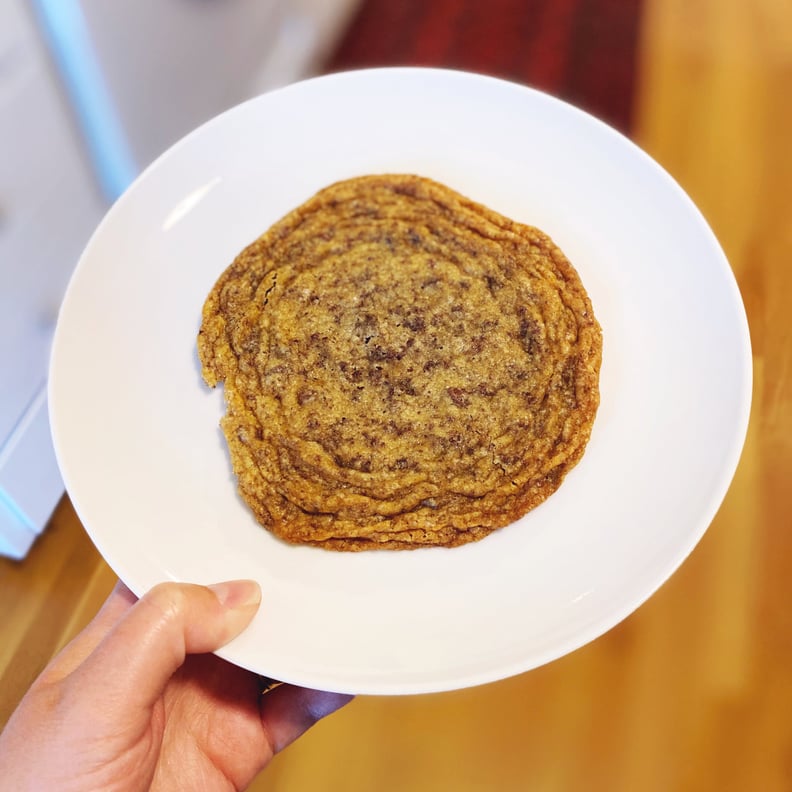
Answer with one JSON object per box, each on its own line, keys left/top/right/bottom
{"left": 75, "top": 580, "right": 261, "bottom": 713}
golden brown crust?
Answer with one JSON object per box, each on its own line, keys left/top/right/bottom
{"left": 198, "top": 174, "right": 602, "bottom": 550}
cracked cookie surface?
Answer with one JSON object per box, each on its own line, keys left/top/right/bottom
{"left": 198, "top": 174, "right": 602, "bottom": 550}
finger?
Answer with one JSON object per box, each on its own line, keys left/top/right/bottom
{"left": 73, "top": 579, "right": 261, "bottom": 714}
{"left": 260, "top": 685, "right": 353, "bottom": 754}
{"left": 39, "top": 581, "right": 137, "bottom": 683}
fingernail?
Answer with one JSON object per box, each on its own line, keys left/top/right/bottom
{"left": 208, "top": 579, "right": 261, "bottom": 610}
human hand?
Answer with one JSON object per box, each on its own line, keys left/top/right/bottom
{"left": 0, "top": 580, "right": 352, "bottom": 791}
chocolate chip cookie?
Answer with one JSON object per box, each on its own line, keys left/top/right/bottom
{"left": 198, "top": 174, "right": 601, "bottom": 550}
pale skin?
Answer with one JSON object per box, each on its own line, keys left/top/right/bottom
{"left": 0, "top": 580, "right": 353, "bottom": 791}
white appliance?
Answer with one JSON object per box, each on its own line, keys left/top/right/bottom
{"left": 0, "top": 0, "right": 359, "bottom": 558}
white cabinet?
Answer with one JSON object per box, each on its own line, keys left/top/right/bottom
{"left": 0, "top": 0, "right": 104, "bottom": 559}
{"left": 0, "top": 0, "right": 360, "bottom": 558}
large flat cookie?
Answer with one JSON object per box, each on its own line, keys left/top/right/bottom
{"left": 198, "top": 174, "right": 602, "bottom": 550}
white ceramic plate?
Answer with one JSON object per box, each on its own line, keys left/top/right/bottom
{"left": 49, "top": 68, "right": 752, "bottom": 695}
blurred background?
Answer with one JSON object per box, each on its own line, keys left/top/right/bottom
{"left": 2, "top": 0, "right": 791, "bottom": 789}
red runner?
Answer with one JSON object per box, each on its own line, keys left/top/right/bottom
{"left": 324, "top": 0, "right": 644, "bottom": 134}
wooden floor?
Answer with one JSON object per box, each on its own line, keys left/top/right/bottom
{"left": 3, "top": 0, "right": 792, "bottom": 789}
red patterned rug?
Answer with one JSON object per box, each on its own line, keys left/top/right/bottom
{"left": 324, "top": 0, "right": 643, "bottom": 135}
